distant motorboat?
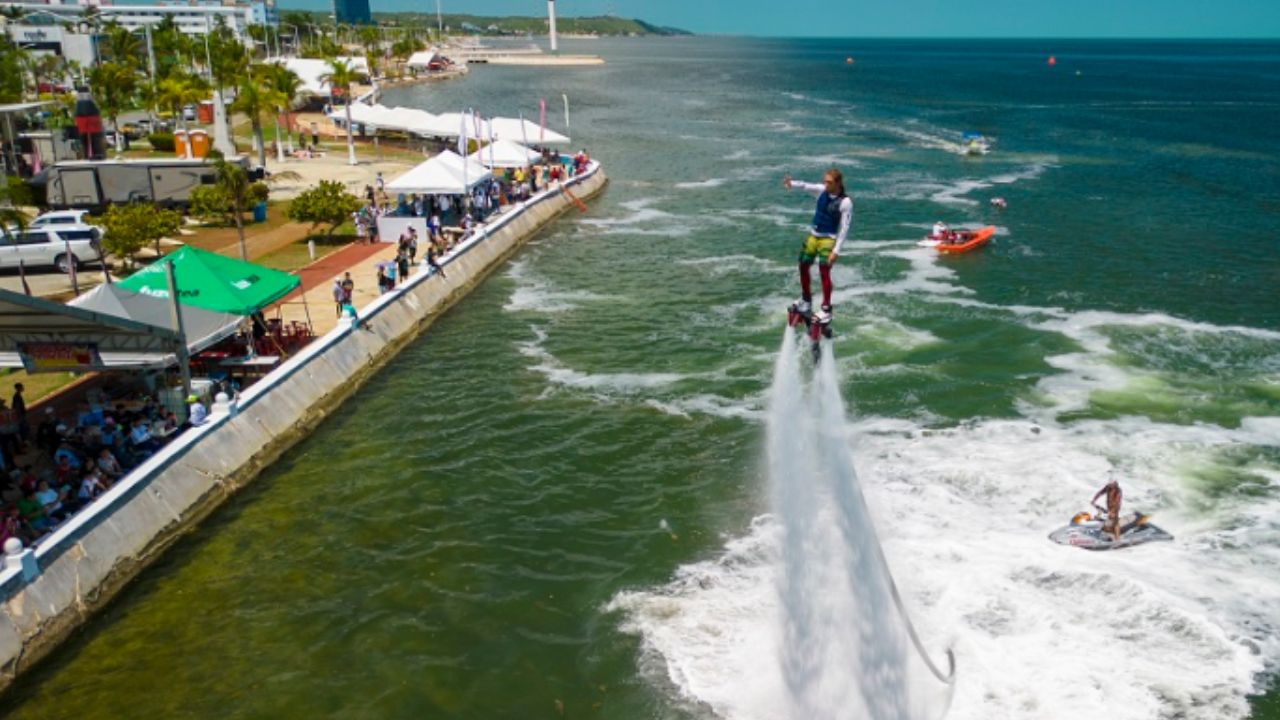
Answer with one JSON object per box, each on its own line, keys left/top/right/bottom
{"left": 962, "top": 131, "right": 990, "bottom": 156}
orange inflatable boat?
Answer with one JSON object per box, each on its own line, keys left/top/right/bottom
{"left": 936, "top": 226, "right": 996, "bottom": 254}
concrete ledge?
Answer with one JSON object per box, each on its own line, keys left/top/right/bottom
{"left": 0, "top": 165, "right": 607, "bottom": 692}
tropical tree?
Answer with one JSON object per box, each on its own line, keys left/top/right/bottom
{"left": 0, "top": 37, "right": 30, "bottom": 102}
{"left": 87, "top": 61, "right": 138, "bottom": 154}
{"left": 319, "top": 57, "right": 360, "bottom": 165}
{"left": 287, "top": 179, "right": 362, "bottom": 244}
{"left": 101, "top": 22, "right": 144, "bottom": 70}
{"left": 265, "top": 63, "right": 303, "bottom": 159}
{"left": 157, "top": 72, "right": 209, "bottom": 158}
{"left": 100, "top": 202, "right": 182, "bottom": 268}
{"left": 231, "top": 66, "right": 284, "bottom": 169}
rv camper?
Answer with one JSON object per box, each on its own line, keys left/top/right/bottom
{"left": 34, "top": 157, "right": 253, "bottom": 212}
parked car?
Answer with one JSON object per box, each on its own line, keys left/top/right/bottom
{"left": 29, "top": 210, "right": 104, "bottom": 237}
{"left": 0, "top": 226, "right": 101, "bottom": 274}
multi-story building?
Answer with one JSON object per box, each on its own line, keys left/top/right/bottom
{"left": 2, "top": 0, "right": 279, "bottom": 65}
{"left": 332, "top": 0, "right": 370, "bottom": 26}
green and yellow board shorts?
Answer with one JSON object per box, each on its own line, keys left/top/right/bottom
{"left": 798, "top": 234, "right": 836, "bottom": 265}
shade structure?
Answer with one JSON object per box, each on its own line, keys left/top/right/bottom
{"left": 489, "top": 117, "right": 571, "bottom": 146}
{"left": 0, "top": 287, "right": 188, "bottom": 370}
{"left": 435, "top": 111, "right": 492, "bottom": 140}
{"left": 69, "top": 283, "right": 242, "bottom": 354}
{"left": 469, "top": 139, "right": 541, "bottom": 169}
{"left": 406, "top": 50, "right": 438, "bottom": 69}
{"left": 117, "top": 246, "right": 300, "bottom": 316}
{"left": 386, "top": 150, "right": 492, "bottom": 195}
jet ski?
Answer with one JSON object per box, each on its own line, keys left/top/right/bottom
{"left": 1049, "top": 511, "right": 1173, "bottom": 551}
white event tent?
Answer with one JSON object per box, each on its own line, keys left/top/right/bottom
{"left": 468, "top": 139, "right": 541, "bottom": 169}
{"left": 326, "top": 102, "right": 571, "bottom": 145}
{"left": 489, "top": 117, "right": 571, "bottom": 146}
{"left": 386, "top": 150, "right": 492, "bottom": 195}
{"left": 406, "top": 50, "right": 438, "bottom": 69}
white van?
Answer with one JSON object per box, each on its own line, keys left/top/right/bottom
{"left": 0, "top": 226, "right": 101, "bottom": 273}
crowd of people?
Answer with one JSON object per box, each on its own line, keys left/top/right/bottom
{"left": 1, "top": 383, "right": 202, "bottom": 548}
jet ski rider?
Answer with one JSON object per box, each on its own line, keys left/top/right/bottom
{"left": 783, "top": 169, "right": 853, "bottom": 324}
{"left": 1091, "top": 478, "right": 1123, "bottom": 541}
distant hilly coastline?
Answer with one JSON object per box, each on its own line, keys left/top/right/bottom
{"left": 274, "top": 7, "right": 692, "bottom": 36}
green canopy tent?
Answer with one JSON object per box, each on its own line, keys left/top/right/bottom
{"left": 118, "top": 246, "right": 300, "bottom": 316}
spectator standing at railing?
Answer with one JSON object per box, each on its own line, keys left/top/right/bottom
{"left": 187, "top": 395, "right": 208, "bottom": 427}
{"left": 332, "top": 278, "right": 345, "bottom": 318}
{"left": 395, "top": 251, "right": 410, "bottom": 286}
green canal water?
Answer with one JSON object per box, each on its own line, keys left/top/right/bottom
{"left": 4, "top": 38, "right": 1279, "bottom": 719}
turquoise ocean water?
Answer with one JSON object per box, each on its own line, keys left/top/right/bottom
{"left": 4, "top": 38, "right": 1279, "bottom": 719}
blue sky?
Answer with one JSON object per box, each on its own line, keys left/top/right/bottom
{"left": 283, "top": 0, "right": 1280, "bottom": 38}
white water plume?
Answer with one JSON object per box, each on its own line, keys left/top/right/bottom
{"left": 766, "top": 327, "right": 954, "bottom": 719}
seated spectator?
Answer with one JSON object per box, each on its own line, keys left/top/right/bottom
{"left": 17, "top": 488, "right": 49, "bottom": 534}
{"left": 129, "top": 419, "right": 159, "bottom": 456}
{"left": 77, "top": 469, "right": 108, "bottom": 504}
{"left": 53, "top": 442, "right": 81, "bottom": 470}
{"left": 97, "top": 448, "right": 124, "bottom": 481}
{"left": 1, "top": 504, "right": 33, "bottom": 546}
{"left": 54, "top": 455, "right": 78, "bottom": 487}
{"left": 34, "top": 479, "right": 69, "bottom": 523}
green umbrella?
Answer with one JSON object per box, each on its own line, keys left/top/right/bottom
{"left": 118, "top": 246, "right": 300, "bottom": 316}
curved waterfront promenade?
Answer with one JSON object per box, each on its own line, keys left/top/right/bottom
{"left": 0, "top": 163, "right": 607, "bottom": 691}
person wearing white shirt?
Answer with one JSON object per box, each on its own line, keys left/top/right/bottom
{"left": 782, "top": 169, "right": 854, "bottom": 323}
{"left": 187, "top": 395, "right": 208, "bottom": 427}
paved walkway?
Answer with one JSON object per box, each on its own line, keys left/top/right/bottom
{"left": 271, "top": 241, "right": 433, "bottom": 336}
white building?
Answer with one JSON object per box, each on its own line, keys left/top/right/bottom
{"left": 2, "top": 0, "right": 278, "bottom": 65}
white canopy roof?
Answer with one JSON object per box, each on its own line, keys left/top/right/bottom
{"left": 436, "top": 112, "right": 493, "bottom": 140}
{"left": 489, "top": 117, "right": 570, "bottom": 146}
{"left": 0, "top": 285, "right": 236, "bottom": 371}
{"left": 406, "top": 50, "right": 438, "bottom": 68}
{"left": 469, "top": 139, "right": 541, "bottom": 169}
{"left": 278, "top": 57, "right": 370, "bottom": 96}
{"left": 69, "top": 283, "right": 242, "bottom": 355}
{"left": 386, "top": 150, "right": 492, "bottom": 195}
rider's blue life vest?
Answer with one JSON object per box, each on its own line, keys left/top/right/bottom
{"left": 811, "top": 191, "right": 846, "bottom": 236}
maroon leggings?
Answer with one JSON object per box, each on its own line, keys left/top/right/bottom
{"left": 798, "top": 261, "right": 833, "bottom": 307}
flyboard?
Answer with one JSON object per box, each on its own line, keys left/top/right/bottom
{"left": 1048, "top": 511, "right": 1174, "bottom": 551}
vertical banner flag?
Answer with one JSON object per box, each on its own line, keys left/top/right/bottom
{"left": 63, "top": 232, "right": 79, "bottom": 296}
{"left": 539, "top": 98, "right": 547, "bottom": 143}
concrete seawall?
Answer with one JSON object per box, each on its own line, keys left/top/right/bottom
{"left": 0, "top": 165, "right": 608, "bottom": 691}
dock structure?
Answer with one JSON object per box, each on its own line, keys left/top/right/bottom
{"left": 0, "top": 164, "right": 608, "bottom": 692}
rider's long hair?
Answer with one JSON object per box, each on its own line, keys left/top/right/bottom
{"left": 826, "top": 168, "right": 845, "bottom": 196}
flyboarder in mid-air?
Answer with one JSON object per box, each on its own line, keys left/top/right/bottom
{"left": 783, "top": 169, "right": 853, "bottom": 361}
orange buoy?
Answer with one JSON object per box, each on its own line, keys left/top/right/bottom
{"left": 845, "top": 56, "right": 853, "bottom": 65}
{"left": 1047, "top": 55, "right": 1057, "bottom": 66}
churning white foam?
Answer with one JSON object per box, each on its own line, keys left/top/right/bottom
{"left": 675, "top": 178, "right": 730, "bottom": 189}
{"left": 503, "top": 260, "right": 614, "bottom": 313}
{"left": 610, "top": 406, "right": 1280, "bottom": 719}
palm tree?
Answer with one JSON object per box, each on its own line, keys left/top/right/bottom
{"left": 231, "top": 66, "right": 284, "bottom": 169}
{"left": 101, "top": 21, "right": 143, "bottom": 69}
{"left": 319, "top": 58, "right": 360, "bottom": 166}
{"left": 265, "top": 63, "right": 302, "bottom": 159}
{"left": 157, "top": 72, "right": 209, "bottom": 158}
{"left": 88, "top": 61, "right": 138, "bottom": 155}
{"left": 206, "top": 154, "right": 300, "bottom": 261}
